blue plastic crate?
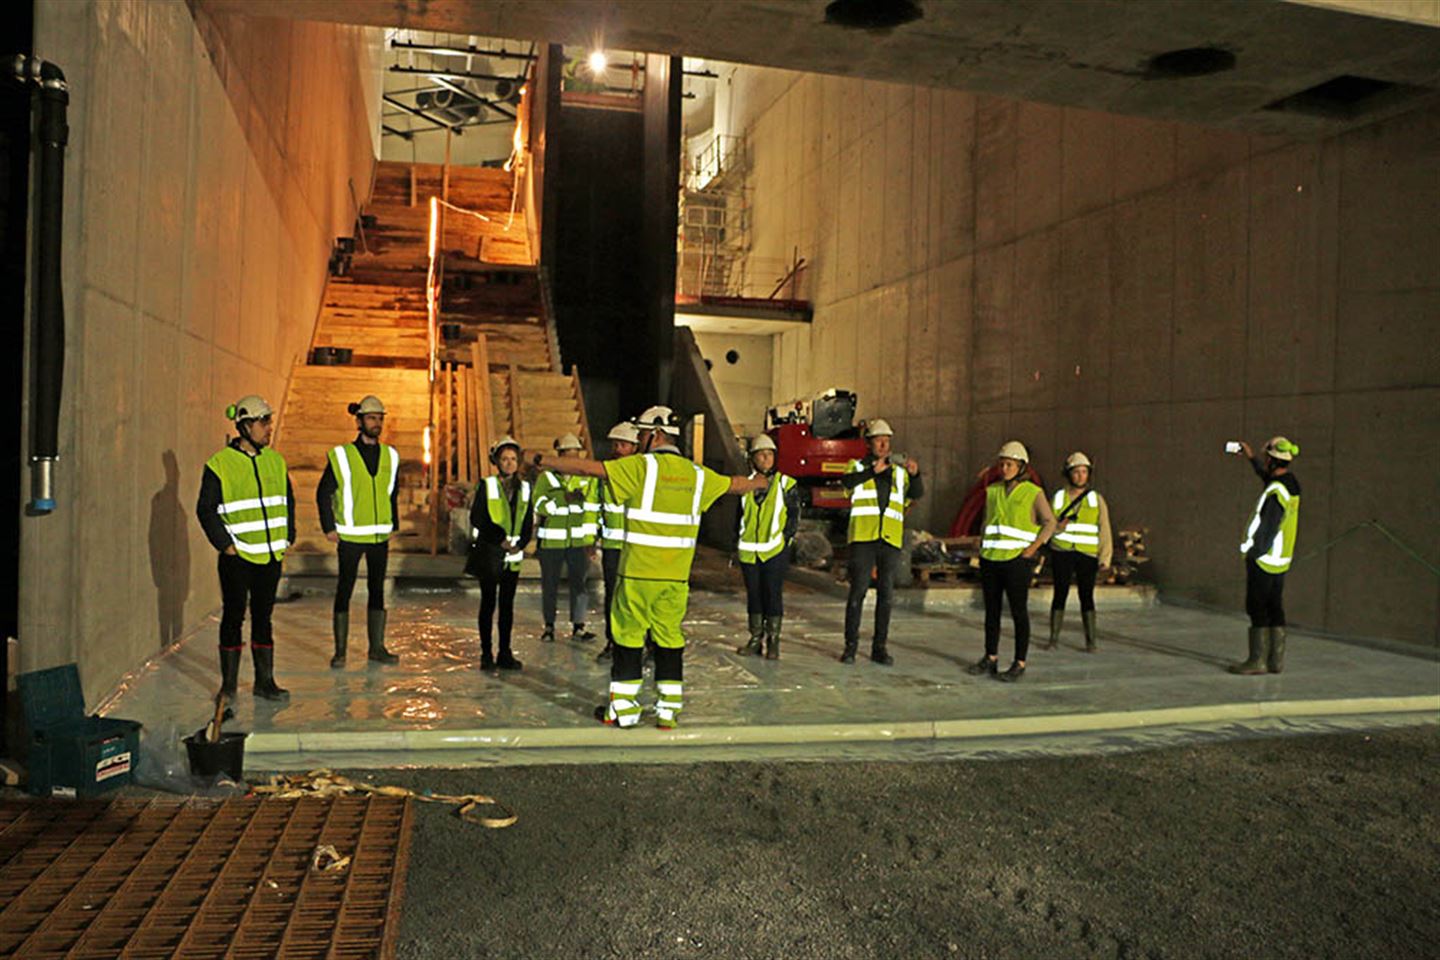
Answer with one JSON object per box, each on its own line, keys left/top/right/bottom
{"left": 17, "top": 664, "right": 142, "bottom": 798}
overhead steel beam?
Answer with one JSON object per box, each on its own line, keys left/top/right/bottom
{"left": 382, "top": 94, "right": 461, "bottom": 133}
{"left": 428, "top": 76, "right": 518, "bottom": 121}
{"left": 389, "top": 65, "right": 522, "bottom": 85}
{"left": 382, "top": 123, "right": 414, "bottom": 140}
{"left": 389, "top": 40, "right": 536, "bottom": 61}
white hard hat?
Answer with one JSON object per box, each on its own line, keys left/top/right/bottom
{"left": 228, "top": 395, "right": 273, "bottom": 423}
{"left": 997, "top": 440, "right": 1029, "bottom": 462}
{"left": 349, "top": 395, "right": 385, "bottom": 416}
{"left": 1265, "top": 436, "right": 1300, "bottom": 461}
{"left": 489, "top": 435, "right": 521, "bottom": 462}
{"left": 634, "top": 405, "right": 681, "bottom": 435}
{"left": 607, "top": 421, "right": 640, "bottom": 444}
{"left": 553, "top": 433, "right": 583, "bottom": 452}
{"left": 1064, "top": 451, "right": 1092, "bottom": 472}
{"left": 865, "top": 418, "right": 894, "bottom": 438}
{"left": 750, "top": 434, "right": 777, "bottom": 453}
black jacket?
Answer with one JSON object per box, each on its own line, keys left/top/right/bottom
{"left": 469, "top": 475, "right": 535, "bottom": 549}
{"left": 1247, "top": 459, "right": 1300, "bottom": 564}
{"left": 196, "top": 439, "right": 297, "bottom": 557}
{"left": 316, "top": 435, "right": 400, "bottom": 534}
{"left": 840, "top": 455, "right": 926, "bottom": 504}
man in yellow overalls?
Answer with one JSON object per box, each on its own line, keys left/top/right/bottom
{"left": 533, "top": 406, "right": 767, "bottom": 728}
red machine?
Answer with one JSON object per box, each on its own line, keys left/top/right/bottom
{"left": 765, "top": 388, "right": 869, "bottom": 512}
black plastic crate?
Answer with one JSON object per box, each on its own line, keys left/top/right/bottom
{"left": 17, "top": 664, "right": 142, "bottom": 798}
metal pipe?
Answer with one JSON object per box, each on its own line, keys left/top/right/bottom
{"left": 388, "top": 41, "right": 536, "bottom": 62}
{"left": 11, "top": 56, "right": 68, "bottom": 514}
{"left": 382, "top": 94, "right": 462, "bottom": 133}
{"left": 381, "top": 123, "right": 413, "bottom": 140}
{"left": 389, "top": 65, "right": 524, "bottom": 85}
{"left": 428, "top": 76, "right": 517, "bottom": 120}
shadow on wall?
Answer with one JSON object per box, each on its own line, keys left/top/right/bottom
{"left": 148, "top": 450, "right": 190, "bottom": 650}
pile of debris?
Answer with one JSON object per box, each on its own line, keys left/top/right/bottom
{"left": 1106, "top": 528, "right": 1150, "bottom": 584}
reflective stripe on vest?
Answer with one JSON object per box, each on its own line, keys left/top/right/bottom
{"left": 479, "top": 475, "right": 531, "bottom": 570}
{"left": 1240, "top": 481, "right": 1300, "bottom": 574}
{"left": 739, "top": 473, "right": 795, "bottom": 564}
{"left": 329, "top": 443, "right": 399, "bottom": 542}
{"left": 1051, "top": 488, "right": 1101, "bottom": 555}
{"left": 207, "top": 446, "right": 290, "bottom": 564}
{"left": 600, "top": 480, "right": 627, "bottom": 549}
{"left": 980, "top": 481, "right": 1041, "bottom": 561}
{"left": 618, "top": 453, "right": 707, "bottom": 581}
{"left": 847, "top": 460, "right": 907, "bottom": 547}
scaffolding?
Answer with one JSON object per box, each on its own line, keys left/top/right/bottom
{"left": 679, "top": 134, "right": 751, "bottom": 300}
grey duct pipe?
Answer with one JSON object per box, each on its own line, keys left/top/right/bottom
{"left": 12, "top": 56, "right": 68, "bottom": 514}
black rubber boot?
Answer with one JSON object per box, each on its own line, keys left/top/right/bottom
{"left": 870, "top": 640, "right": 894, "bottom": 666}
{"left": 997, "top": 660, "right": 1026, "bottom": 682}
{"left": 764, "top": 615, "right": 783, "bottom": 661}
{"left": 1043, "top": 610, "right": 1063, "bottom": 650}
{"left": 1228, "top": 627, "right": 1269, "bottom": 675}
{"left": 1267, "top": 626, "right": 1286, "bottom": 674}
{"left": 738, "top": 613, "right": 765, "bottom": 655}
{"left": 1082, "top": 610, "right": 1098, "bottom": 653}
{"left": 480, "top": 650, "right": 496, "bottom": 671}
{"left": 840, "top": 638, "right": 858, "bottom": 664}
{"left": 497, "top": 649, "right": 523, "bottom": 671}
{"left": 596, "top": 640, "right": 614, "bottom": 662}
{"left": 965, "top": 654, "right": 998, "bottom": 677}
{"left": 218, "top": 648, "right": 241, "bottom": 700}
{"left": 330, "top": 611, "right": 348, "bottom": 669}
{"left": 367, "top": 609, "right": 399, "bottom": 664}
{"left": 252, "top": 646, "right": 289, "bottom": 701}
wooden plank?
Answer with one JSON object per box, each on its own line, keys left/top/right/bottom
{"left": 508, "top": 362, "right": 523, "bottom": 448}
{"left": 470, "top": 336, "right": 493, "bottom": 479}
{"left": 570, "top": 365, "right": 593, "bottom": 455}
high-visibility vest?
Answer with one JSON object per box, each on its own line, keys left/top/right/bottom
{"left": 739, "top": 473, "right": 796, "bottom": 564}
{"left": 846, "top": 460, "right": 907, "bottom": 547}
{"left": 327, "top": 442, "right": 399, "bottom": 543}
{"left": 206, "top": 446, "right": 290, "bottom": 564}
{"left": 1240, "top": 481, "right": 1300, "bottom": 574}
{"left": 618, "top": 453, "right": 710, "bottom": 582}
{"left": 533, "top": 472, "right": 601, "bottom": 549}
{"left": 475, "top": 475, "right": 531, "bottom": 571}
{"left": 980, "top": 481, "right": 1042, "bottom": 562}
{"left": 1050, "top": 488, "right": 1100, "bottom": 557}
{"left": 600, "top": 478, "right": 626, "bottom": 551}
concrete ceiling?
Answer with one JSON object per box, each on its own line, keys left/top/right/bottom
{"left": 198, "top": 0, "right": 1440, "bottom": 137}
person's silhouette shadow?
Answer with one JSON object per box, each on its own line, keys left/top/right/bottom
{"left": 149, "top": 450, "right": 191, "bottom": 648}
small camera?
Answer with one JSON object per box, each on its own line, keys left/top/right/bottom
{"left": 1225, "top": 441, "right": 1242, "bottom": 454}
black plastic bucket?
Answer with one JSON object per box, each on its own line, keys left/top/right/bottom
{"left": 184, "top": 730, "right": 247, "bottom": 781}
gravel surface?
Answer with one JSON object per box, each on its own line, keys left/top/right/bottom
{"left": 378, "top": 726, "right": 1439, "bottom": 959}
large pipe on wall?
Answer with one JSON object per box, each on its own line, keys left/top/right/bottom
{"left": 12, "top": 56, "right": 68, "bottom": 514}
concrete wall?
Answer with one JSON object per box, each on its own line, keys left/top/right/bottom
{"left": 724, "top": 65, "right": 1440, "bottom": 647}
{"left": 690, "top": 331, "right": 774, "bottom": 439}
{"left": 20, "top": 0, "right": 380, "bottom": 701}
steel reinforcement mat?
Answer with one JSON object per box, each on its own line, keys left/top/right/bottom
{"left": 0, "top": 796, "right": 411, "bottom": 959}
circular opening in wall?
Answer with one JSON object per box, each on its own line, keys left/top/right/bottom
{"left": 824, "top": 0, "right": 922, "bottom": 31}
{"left": 704, "top": 358, "right": 714, "bottom": 370}
{"left": 1145, "top": 47, "right": 1236, "bottom": 79}
{"left": 725, "top": 349, "right": 740, "bottom": 365}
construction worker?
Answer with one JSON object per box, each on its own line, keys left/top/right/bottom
{"left": 1043, "top": 452, "right": 1114, "bottom": 653}
{"left": 840, "top": 418, "right": 923, "bottom": 666}
{"left": 1228, "top": 437, "right": 1302, "bottom": 675}
{"left": 316, "top": 395, "right": 400, "bottom": 668}
{"left": 466, "top": 436, "right": 532, "bottom": 672}
{"left": 534, "top": 405, "right": 768, "bottom": 728}
{"left": 195, "top": 395, "right": 295, "bottom": 701}
{"left": 966, "top": 441, "right": 1057, "bottom": 682}
{"left": 532, "top": 433, "right": 602, "bottom": 643}
{"left": 735, "top": 435, "right": 801, "bottom": 660}
{"left": 596, "top": 420, "right": 640, "bottom": 662}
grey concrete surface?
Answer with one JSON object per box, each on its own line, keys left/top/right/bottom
{"left": 380, "top": 726, "right": 1440, "bottom": 959}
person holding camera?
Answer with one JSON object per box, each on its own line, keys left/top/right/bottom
{"left": 735, "top": 435, "right": 801, "bottom": 660}
{"left": 839, "top": 418, "right": 923, "bottom": 666}
{"left": 316, "top": 395, "right": 401, "bottom": 668}
{"left": 1227, "top": 437, "right": 1302, "bottom": 675}
{"left": 1044, "top": 451, "right": 1113, "bottom": 652}
{"left": 467, "top": 435, "right": 533, "bottom": 672}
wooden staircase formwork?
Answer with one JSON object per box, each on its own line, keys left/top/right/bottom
{"left": 276, "top": 160, "right": 590, "bottom": 554}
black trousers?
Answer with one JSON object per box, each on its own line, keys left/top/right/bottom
{"left": 335, "top": 540, "right": 388, "bottom": 613}
{"left": 1245, "top": 558, "right": 1287, "bottom": 628}
{"left": 741, "top": 552, "right": 789, "bottom": 617}
{"left": 981, "top": 557, "right": 1032, "bottom": 662}
{"left": 1050, "top": 550, "right": 1098, "bottom": 613}
{"left": 539, "top": 546, "right": 590, "bottom": 627}
{"left": 218, "top": 553, "right": 282, "bottom": 650}
{"left": 845, "top": 540, "right": 901, "bottom": 644}
{"left": 602, "top": 548, "right": 621, "bottom": 642}
{"left": 479, "top": 566, "right": 521, "bottom": 657}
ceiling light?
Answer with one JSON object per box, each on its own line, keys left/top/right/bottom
{"left": 588, "top": 50, "right": 607, "bottom": 74}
